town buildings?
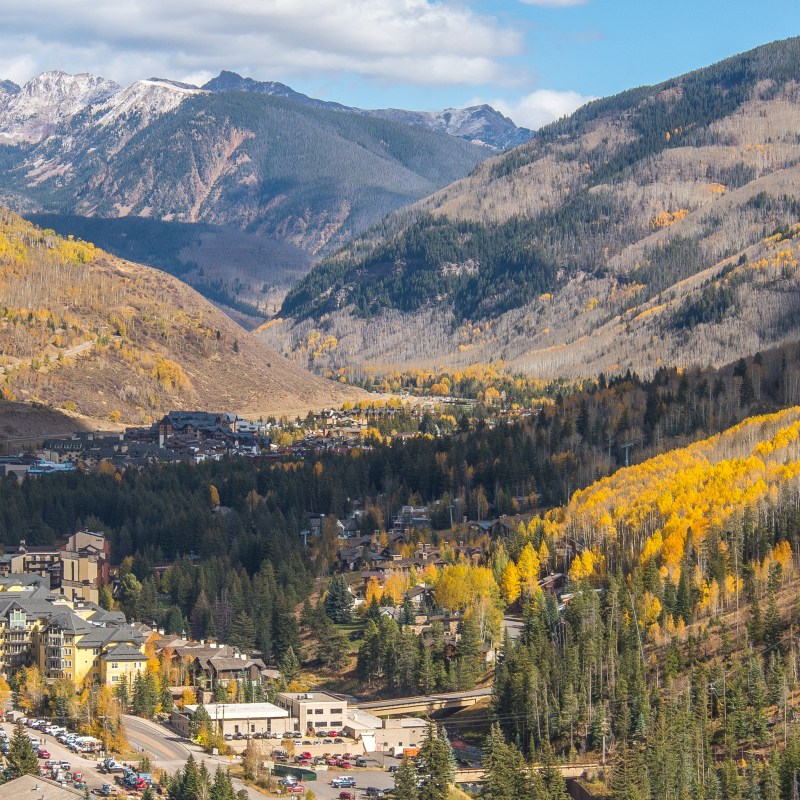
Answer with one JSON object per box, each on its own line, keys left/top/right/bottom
{"left": 0, "top": 574, "right": 146, "bottom": 686}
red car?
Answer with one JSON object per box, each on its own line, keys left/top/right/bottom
{"left": 37, "top": 749, "right": 51, "bottom": 759}
{"left": 339, "top": 793, "right": 355, "bottom": 800}
{"left": 287, "top": 785, "right": 305, "bottom": 794}
{"left": 300, "top": 751, "right": 312, "bottom": 760}
{"left": 339, "top": 762, "right": 352, "bottom": 769}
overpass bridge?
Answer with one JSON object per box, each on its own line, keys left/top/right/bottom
{"left": 455, "top": 763, "right": 600, "bottom": 784}
{"left": 356, "top": 687, "right": 492, "bottom": 716}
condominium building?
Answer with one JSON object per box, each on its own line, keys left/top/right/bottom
{"left": 0, "top": 574, "right": 145, "bottom": 687}
{"left": 0, "top": 530, "right": 110, "bottom": 605}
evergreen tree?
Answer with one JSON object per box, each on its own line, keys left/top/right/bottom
{"left": 394, "top": 757, "right": 420, "bottom": 800}
{"left": 317, "top": 620, "right": 349, "bottom": 671}
{"left": 365, "top": 596, "right": 383, "bottom": 625}
{"left": 132, "top": 670, "right": 159, "bottom": 718}
{"left": 189, "top": 703, "right": 213, "bottom": 740}
{"left": 279, "top": 646, "right": 301, "bottom": 684}
{"left": 417, "top": 722, "right": 454, "bottom": 800}
{"left": 7, "top": 720, "right": 39, "bottom": 777}
{"left": 455, "top": 615, "right": 482, "bottom": 690}
{"left": 211, "top": 766, "right": 237, "bottom": 800}
{"left": 228, "top": 610, "right": 256, "bottom": 653}
{"left": 325, "top": 574, "right": 353, "bottom": 623}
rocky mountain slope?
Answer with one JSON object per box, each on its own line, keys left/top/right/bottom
{"left": 202, "top": 71, "right": 531, "bottom": 150}
{"left": 0, "top": 209, "right": 361, "bottom": 425}
{"left": 0, "top": 70, "right": 496, "bottom": 260}
{"left": 263, "top": 37, "right": 800, "bottom": 379}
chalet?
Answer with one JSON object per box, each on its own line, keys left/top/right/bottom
{"left": 338, "top": 546, "right": 365, "bottom": 572}
{"left": 405, "top": 585, "right": 428, "bottom": 609}
{"left": 191, "top": 652, "right": 267, "bottom": 692}
{"left": 466, "top": 518, "right": 513, "bottom": 539}
{"left": 538, "top": 573, "right": 565, "bottom": 595}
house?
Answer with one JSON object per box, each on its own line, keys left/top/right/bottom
{"left": 405, "top": 585, "right": 428, "bottom": 609}
{"left": 338, "top": 546, "right": 365, "bottom": 572}
{"left": 191, "top": 652, "right": 267, "bottom": 692}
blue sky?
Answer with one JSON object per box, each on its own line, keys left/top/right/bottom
{"left": 1, "top": 0, "right": 798, "bottom": 128}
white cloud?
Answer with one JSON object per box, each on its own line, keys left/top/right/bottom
{"left": 491, "top": 88, "right": 593, "bottom": 129}
{"left": 0, "top": 0, "right": 524, "bottom": 88}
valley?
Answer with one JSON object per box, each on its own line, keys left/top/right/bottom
{"left": 3, "top": 25, "right": 800, "bottom": 800}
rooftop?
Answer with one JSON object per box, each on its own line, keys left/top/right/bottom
{"left": 184, "top": 702, "right": 288, "bottom": 720}
{"left": 0, "top": 775, "right": 84, "bottom": 799}
{"left": 277, "top": 691, "right": 345, "bottom": 704}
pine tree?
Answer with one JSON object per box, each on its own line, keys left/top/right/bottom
{"left": 7, "top": 720, "right": 39, "bottom": 777}
{"left": 317, "top": 620, "right": 349, "bottom": 671}
{"left": 417, "top": 722, "right": 454, "bottom": 800}
{"left": 455, "top": 615, "right": 482, "bottom": 690}
{"left": 210, "top": 766, "right": 237, "bottom": 800}
{"left": 394, "top": 757, "right": 420, "bottom": 800}
{"left": 325, "top": 574, "right": 353, "bottom": 623}
{"left": 279, "top": 646, "right": 301, "bottom": 684}
{"left": 189, "top": 703, "right": 212, "bottom": 741}
{"left": 228, "top": 610, "right": 256, "bottom": 653}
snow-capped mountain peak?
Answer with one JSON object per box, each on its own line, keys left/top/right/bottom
{"left": 0, "top": 70, "right": 119, "bottom": 145}
{"left": 92, "top": 77, "right": 205, "bottom": 128}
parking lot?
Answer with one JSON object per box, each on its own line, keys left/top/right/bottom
{"left": 3, "top": 714, "right": 398, "bottom": 799}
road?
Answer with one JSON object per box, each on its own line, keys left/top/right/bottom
{"left": 123, "top": 715, "right": 396, "bottom": 799}
{"left": 0, "top": 720, "right": 109, "bottom": 790}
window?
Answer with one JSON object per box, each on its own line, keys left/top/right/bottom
{"left": 251, "top": 725, "right": 255, "bottom": 733}
{"left": 234, "top": 725, "right": 240, "bottom": 734}
{"left": 314, "top": 709, "right": 323, "bottom": 715}
{"left": 111, "top": 676, "right": 118, "bottom": 682}
{"left": 331, "top": 708, "right": 343, "bottom": 714}
{"left": 111, "top": 662, "right": 118, "bottom": 669}
{"left": 315, "top": 721, "right": 327, "bottom": 728}
{"left": 331, "top": 721, "right": 342, "bottom": 727}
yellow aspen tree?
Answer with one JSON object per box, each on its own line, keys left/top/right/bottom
{"left": 517, "top": 543, "right": 541, "bottom": 597}
{"left": 500, "top": 561, "right": 521, "bottom": 605}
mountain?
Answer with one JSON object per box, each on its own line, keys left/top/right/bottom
{"left": 203, "top": 71, "right": 532, "bottom": 150}
{"left": 202, "top": 70, "right": 353, "bottom": 112}
{"left": 264, "top": 37, "right": 800, "bottom": 379}
{"left": 0, "top": 209, "right": 361, "bottom": 425}
{"left": 26, "top": 213, "right": 312, "bottom": 328}
{"left": 0, "top": 71, "right": 489, "bottom": 260}
{"left": 367, "top": 105, "right": 531, "bottom": 150}
{"left": 0, "top": 70, "right": 119, "bottom": 145}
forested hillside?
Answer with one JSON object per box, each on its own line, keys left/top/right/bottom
{"left": 0, "top": 209, "right": 359, "bottom": 424}
{"left": 266, "top": 36, "right": 800, "bottom": 379}
{"left": 6, "top": 344, "right": 800, "bottom": 796}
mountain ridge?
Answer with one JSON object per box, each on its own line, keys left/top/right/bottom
{"left": 0, "top": 208, "right": 362, "bottom": 425}
{"left": 0, "top": 70, "right": 493, "bottom": 260}
{"left": 262, "top": 36, "right": 800, "bottom": 380}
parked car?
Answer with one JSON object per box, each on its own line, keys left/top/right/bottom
{"left": 339, "top": 793, "right": 355, "bottom": 800}
{"left": 355, "top": 757, "right": 367, "bottom": 767}
{"left": 37, "top": 749, "right": 51, "bottom": 759}
{"left": 287, "top": 786, "right": 305, "bottom": 795}
{"left": 365, "top": 788, "right": 385, "bottom": 798}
